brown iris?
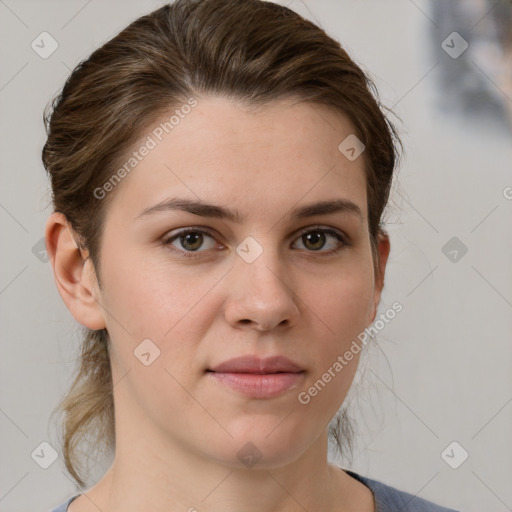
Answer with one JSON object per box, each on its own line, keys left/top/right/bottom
{"left": 302, "top": 231, "right": 326, "bottom": 251}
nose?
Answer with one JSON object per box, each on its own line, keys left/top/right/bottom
{"left": 223, "top": 243, "right": 300, "bottom": 332}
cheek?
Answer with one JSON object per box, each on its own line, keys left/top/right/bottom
{"left": 314, "top": 264, "right": 375, "bottom": 342}
{"left": 294, "top": 274, "right": 372, "bottom": 421}
{"left": 100, "top": 244, "right": 224, "bottom": 339}
{"left": 99, "top": 248, "right": 229, "bottom": 391}
{"left": 303, "top": 263, "right": 374, "bottom": 394}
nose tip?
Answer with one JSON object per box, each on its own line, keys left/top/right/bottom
{"left": 224, "top": 251, "right": 300, "bottom": 332}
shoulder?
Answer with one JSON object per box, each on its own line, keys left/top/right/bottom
{"left": 48, "top": 494, "right": 81, "bottom": 512}
{"left": 345, "top": 470, "right": 460, "bottom": 512}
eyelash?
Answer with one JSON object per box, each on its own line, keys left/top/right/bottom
{"left": 162, "top": 225, "right": 350, "bottom": 259}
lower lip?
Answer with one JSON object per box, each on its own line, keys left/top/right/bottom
{"left": 208, "top": 371, "right": 305, "bottom": 398}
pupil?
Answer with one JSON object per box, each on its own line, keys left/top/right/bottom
{"left": 305, "top": 232, "right": 325, "bottom": 250}
{"left": 183, "top": 232, "right": 202, "bottom": 251}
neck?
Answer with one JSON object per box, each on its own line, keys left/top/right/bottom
{"left": 79, "top": 432, "right": 360, "bottom": 512}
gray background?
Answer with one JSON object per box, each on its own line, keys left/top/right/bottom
{"left": 0, "top": 1, "right": 511, "bottom": 511}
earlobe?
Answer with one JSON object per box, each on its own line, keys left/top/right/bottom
{"left": 45, "top": 212, "right": 106, "bottom": 330}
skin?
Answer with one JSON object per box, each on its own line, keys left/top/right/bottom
{"left": 46, "top": 95, "right": 390, "bottom": 512}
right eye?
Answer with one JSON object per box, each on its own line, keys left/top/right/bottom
{"left": 162, "top": 228, "right": 221, "bottom": 258}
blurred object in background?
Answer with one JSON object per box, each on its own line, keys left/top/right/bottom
{"left": 430, "top": 0, "right": 512, "bottom": 132}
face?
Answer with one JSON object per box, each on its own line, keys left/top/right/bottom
{"left": 84, "top": 96, "right": 387, "bottom": 469}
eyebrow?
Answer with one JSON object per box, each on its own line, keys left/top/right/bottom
{"left": 134, "top": 197, "right": 363, "bottom": 223}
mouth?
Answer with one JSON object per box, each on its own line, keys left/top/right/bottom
{"left": 208, "top": 355, "right": 304, "bottom": 374}
{"left": 206, "top": 355, "right": 306, "bottom": 398}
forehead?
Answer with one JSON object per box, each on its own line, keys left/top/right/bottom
{"left": 104, "top": 95, "right": 368, "bottom": 223}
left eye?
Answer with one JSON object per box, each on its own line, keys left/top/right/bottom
{"left": 163, "top": 226, "right": 347, "bottom": 257}
{"left": 293, "top": 228, "right": 346, "bottom": 252}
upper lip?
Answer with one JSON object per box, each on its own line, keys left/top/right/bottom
{"left": 208, "top": 355, "right": 304, "bottom": 374}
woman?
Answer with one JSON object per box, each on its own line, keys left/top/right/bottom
{"left": 44, "top": 1, "right": 459, "bottom": 511}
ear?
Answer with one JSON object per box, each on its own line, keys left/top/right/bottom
{"left": 368, "top": 231, "right": 391, "bottom": 324}
{"left": 45, "top": 212, "right": 106, "bottom": 330}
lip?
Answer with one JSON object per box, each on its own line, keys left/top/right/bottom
{"left": 209, "top": 355, "right": 304, "bottom": 374}
{"left": 207, "top": 355, "right": 306, "bottom": 398}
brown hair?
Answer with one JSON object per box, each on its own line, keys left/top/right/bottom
{"left": 43, "top": 0, "right": 401, "bottom": 488}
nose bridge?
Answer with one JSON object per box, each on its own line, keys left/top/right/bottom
{"left": 225, "top": 234, "right": 300, "bottom": 329}
{"left": 237, "top": 235, "right": 290, "bottom": 299}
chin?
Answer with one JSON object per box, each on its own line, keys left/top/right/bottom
{"left": 206, "top": 424, "right": 311, "bottom": 470}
